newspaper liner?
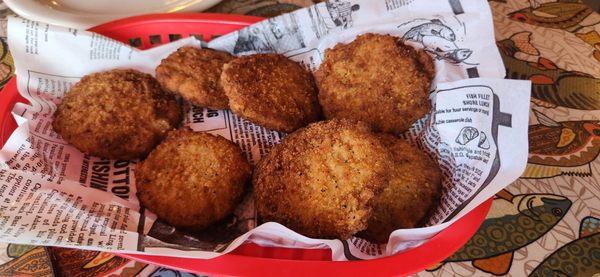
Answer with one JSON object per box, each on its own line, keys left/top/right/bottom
{"left": 0, "top": 0, "right": 531, "bottom": 260}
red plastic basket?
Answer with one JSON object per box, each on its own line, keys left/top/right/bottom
{"left": 0, "top": 13, "right": 493, "bottom": 276}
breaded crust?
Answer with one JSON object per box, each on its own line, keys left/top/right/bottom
{"left": 156, "top": 47, "right": 233, "bottom": 109}
{"left": 136, "top": 129, "right": 252, "bottom": 231}
{"left": 253, "top": 119, "right": 393, "bottom": 239}
{"left": 315, "top": 33, "right": 435, "bottom": 133}
{"left": 52, "top": 69, "right": 182, "bottom": 160}
{"left": 360, "top": 134, "right": 442, "bottom": 243}
{"left": 221, "top": 53, "right": 321, "bottom": 133}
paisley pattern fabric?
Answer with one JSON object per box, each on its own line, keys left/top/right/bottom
{"left": 0, "top": 0, "right": 598, "bottom": 276}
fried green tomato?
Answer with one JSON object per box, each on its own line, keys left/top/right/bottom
{"left": 253, "top": 119, "right": 393, "bottom": 239}
{"left": 53, "top": 69, "right": 182, "bottom": 160}
{"left": 220, "top": 53, "right": 321, "bottom": 133}
{"left": 315, "top": 33, "right": 435, "bottom": 133}
{"left": 136, "top": 129, "right": 252, "bottom": 231}
{"left": 360, "top": 134, "right": 442, "bottom": 243}
{"left": 156, "top": 47, "right": 233, "bottom": 109}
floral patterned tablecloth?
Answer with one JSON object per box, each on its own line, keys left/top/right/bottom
{"left": 0, "top": 0, "right": 598, "bottom": 276}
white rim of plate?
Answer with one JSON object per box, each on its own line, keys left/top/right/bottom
{"left": 3, "top": 0, "right": 223, "bottom": 29}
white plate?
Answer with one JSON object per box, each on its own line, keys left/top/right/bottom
{"left": 4, "top": 0, "right": 223, "bottom": 29}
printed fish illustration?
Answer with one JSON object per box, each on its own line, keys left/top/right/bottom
{"left": 0, "top": 38, "right": 13, "bottom": 87}
{"left": 529, "top": 216, "right": 600, "bottom": 277}
{"left": 441, "top": 48, "right": 473, "bottom": 63}
{"left": 508, "top": 0, "right": 595, "bottom": 32}
{"left": 523, "top": 110, "right": 600, "bottom": 178}
{"left": 428, "top": 190, "right": 571, "bottom": 275}
{"left": 48, "top": 247, "right": 129, "bottom": 276}
{"left": 6, "top": 244, "right": 36, "bottom": 258}
{"left": 421, "top": 35, "right": 473, "bottom": 63}
{"left": 83, "top": 252, "right": 117, "bottom": 269}
{"left": 489, "top": 0, "right": 543, "bottom": 8}
{"left": 497, "top": 32, "right": 600, "bottom": 110}
{"left": 528, "top": 0, "right": 543, "bottom": 8}
{"left": 0, "top": 246, "right": 54, "bottom": 276}
{"left": 401, "top": 19, "right": 473, "bottom": 64}
{"left": 403, "top": 19, "right": 456, "bottom": 42}
{"left": 575, "top": 30, "right": 600, "bottom": 62}
{"left": 507, "top": 31, "right": 539, "bottom": 56}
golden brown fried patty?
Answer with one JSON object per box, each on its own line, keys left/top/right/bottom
{"left": 136, "top": 129, "right": 252, "bottom": 230}
{"left": 361, "top": 134, "right": 442, "bottom": 243}
{"left": 156, "top": 47, "right": 233, "bottom": 109}
{"left": 221, "top": 53, "right": 321, "bottom": 133}
{"left": 53, "top": 69, "right": 182, "bottom": 160}
{"left": 315, "top": 33, "right": 435, "bottom": 133}
{"left": 253, "top": 119, "right": 393, "bottom": 239}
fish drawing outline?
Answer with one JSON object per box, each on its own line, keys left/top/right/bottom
{"left": 497, "top": 31, "right": 600, "bottom": 110}
{"left": 0, "top": 246, "right": 54, "bottom": 276}
{"left": 428, "top": 190, "right": 572, "bottom": 275}
{"left": 529, "top": 216, "right": 600, "bottom": 277}
{"left": 400, "top": 18, "right": 474, "bottom": 64}
{"left": 508, "top": 0, "right": 598, "bottom": 32}
{"left": 522, "top": 110, "right": 600, "bottom": 179}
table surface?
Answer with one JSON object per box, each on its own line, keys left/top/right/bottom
{"left": 0, "top": 0, "right": 598, "bottom": 276}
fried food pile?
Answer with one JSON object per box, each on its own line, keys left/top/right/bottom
{"left": 315, "top": 34, "right": 434, "bottom": 133}
{"left": 156, "top": 47, "right": 233, "bottom": 109}
{"left": 360, "top": 134, "right": 442, "bottom": 243}
{"left": 221, "top": 53, "right": 321, "bottom": 132}
{"left": 52, "top": 33, "right": 442, "bottom": 241}
{"left": 137, "top": 129, "right": 251, "bottom": 230}
{"left": 53, "top": 69, "right": 182, "bottom": 160}
{"left": 254, "top": 119, "right": 392, "bottom": 239}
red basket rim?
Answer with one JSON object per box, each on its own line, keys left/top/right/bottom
{"left": 87, "top": 13, "right": 265, "bottom": 33}
{"left": 0, "top": 13, "right": 493, "bottom": 276}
